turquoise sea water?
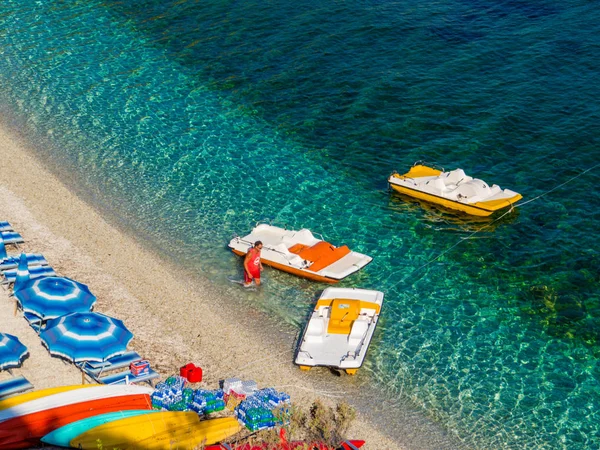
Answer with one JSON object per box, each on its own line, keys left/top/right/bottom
{"left": 0, "top": 1, "right": 599, "bottom": 448}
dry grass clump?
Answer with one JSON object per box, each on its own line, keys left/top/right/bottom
{"left": 220, "top": 399, "right": 357, "bottom": 449}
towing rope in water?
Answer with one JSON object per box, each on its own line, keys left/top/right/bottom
{"left": 392, "top": 162, "right": 600, "bottom": 290}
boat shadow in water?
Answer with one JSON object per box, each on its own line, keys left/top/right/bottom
{"left": 387, "top": 192, "right": 520, "bottom": 233}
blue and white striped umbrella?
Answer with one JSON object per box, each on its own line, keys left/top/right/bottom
{"left": 40, "top": 312, "right": 133, "bottom": 363}
{"left": 0, "top": 333, "right": 28, "bottom": 370}
{"left": 14, "top": 276, "right": 97, "bottom": 320}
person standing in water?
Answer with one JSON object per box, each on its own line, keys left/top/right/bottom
{"left": 244, "top": 241, "right": 263, "bottom": 287}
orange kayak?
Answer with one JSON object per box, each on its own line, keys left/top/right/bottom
{"left": 205, "top": 439, "right": 366, "bottom": 450}
{"left": 0, "top": 390, "right": 152, "bottom": 449}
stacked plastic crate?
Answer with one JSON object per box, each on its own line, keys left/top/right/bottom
{"left": 151, "top": 376, "right": 187, "bottom": 410}
{"left": 151, "top": 376, "right": 225, "bottom": 414}
{"left": 191, "top": 389, "right": 226, "bottom": 414}
{"left": 226, "top": 381, "right": 291, "bottom": 431}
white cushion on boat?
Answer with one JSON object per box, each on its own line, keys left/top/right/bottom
{"left": 275, "top": 243, "right": 291, "bottom": 254}
{"left": 454, "top": 180, "right": 489, "bottom": 201}
{"left": 294, "top": 229, "right": 316, "bottom": 244}
{"left": 305, "top": 317, "right": 325, "bottom": 343}
{"left": 272, "top": 243, "right": 304, "bottom": 267}
{"left": 348, "top": 319, "right": 369, "bottom": 346}
{"left": 444, "top": 169, "right": 471, "bottom": 186}
{"left": 425, "top": 178, "right": 447, "bottom": 193}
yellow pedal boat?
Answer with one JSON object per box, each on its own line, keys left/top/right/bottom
{"left": 388, "top": 164, "right": 522, "bottom": 217}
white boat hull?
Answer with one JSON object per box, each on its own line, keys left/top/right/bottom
{"left": 295, "top": 288, "right": 384, "bottom": 374}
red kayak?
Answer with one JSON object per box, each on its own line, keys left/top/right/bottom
{"left": 0, "top": 389, "right": 152, "bottom": 449}
{"left": 206, "top": 438, "right": 365, "bottom": 450}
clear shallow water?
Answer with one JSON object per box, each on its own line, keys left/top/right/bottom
{"left": 0, "top": 0, "right": 599, "bottom": 448}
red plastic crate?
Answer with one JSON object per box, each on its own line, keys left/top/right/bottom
{"left": 187, "top": 366, "right": 202, "bottom": 383}
{"left": 180, "top": 363, "right": 195, "bottom": 379}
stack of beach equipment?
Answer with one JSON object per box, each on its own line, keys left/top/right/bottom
{"left": 151, "top": 375, "right": 291, "bottom": 432}
{"left": 151, "top": 376, "right": 226, "bottom": 414}
{"left": 223, "top": 377, "right": 291, "bottom": 431}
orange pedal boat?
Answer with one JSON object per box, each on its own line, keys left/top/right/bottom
{"left": 228, "top": 224, "right": 372, "bottom": 283}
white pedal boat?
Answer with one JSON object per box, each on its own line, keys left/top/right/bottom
{"left": 295, "top": 287, "right": 384, "bottom": 375}
{"left": 228, "top": 224, "right": 372, "bottom": 283}
{"left": 388, "top": 163, "right": 522, "bottom": 216}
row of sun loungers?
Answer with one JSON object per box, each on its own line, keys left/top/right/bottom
{"left": 0, "top": 224, "right": 35, "bottom": 396}
{"left": 1, "top": 221, "right": 158, "bottom": 396}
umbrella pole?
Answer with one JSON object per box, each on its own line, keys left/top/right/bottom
{"left": 13, "top": 300, "right": 17, "bottom": 317}
{"left": 81, "top": 371, "right": 85, "bottom": 385}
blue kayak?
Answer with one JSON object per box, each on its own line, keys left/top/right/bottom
{"left": 41, "top": 409, "right": 157, "bottom": 447}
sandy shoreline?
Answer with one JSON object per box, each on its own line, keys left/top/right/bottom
{"left": 0, "top": 123, "right": 406, "bottom": 449}
{"left": 0, "top": 122, "right": 461, "bottom": 449}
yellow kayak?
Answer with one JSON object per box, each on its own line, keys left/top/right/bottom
{"left": 70, "top": 410, "right": 242, "bottom": 449}
{"left": 0, "top": 385, "right": 97, "bottom": 411}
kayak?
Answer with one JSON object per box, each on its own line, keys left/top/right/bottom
{"left": 0, "top": 384, "right": 93, "bottom": 412}
{"left": 41, "top": 409, "right": 158, "bottom": 447}
{"left": 206, "top": 438, "right": 366, "bottom": 449}
{"left": 0, "top": 385, "right": 153, "bottom": 449}
{"left": 70, "top": 411, "right": 242, "bottom": 449}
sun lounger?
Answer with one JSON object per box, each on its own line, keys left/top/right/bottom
{"left": 78, "top": 351, "right": 143, "bottom": 378}
{"left": 23, "top": 312, "right": 44, "bottom": 333}
{"left": 0, "top": 376, "right": 34, "bottom": 398}
{"left": 2, "top": 265, "right": 55, "bottom": 284}
{"left": 0, "top": 222, "right": 13, "bottom": 232}
{"left": 100, "top": 369, "right": 159, "bottom": 386}
{"left": 0, "top": 253, "right": 49, "bottom": 272}
{"left": 0, "top": 231, "right": 24, "bottom": 245}
{"left": 78, "top": 351, "right": 158, "bottom": 386}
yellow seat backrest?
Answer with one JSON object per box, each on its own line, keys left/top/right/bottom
{"left": 327, "top": 299, "right": 360, "bottom": 334}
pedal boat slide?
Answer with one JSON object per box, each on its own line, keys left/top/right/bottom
{"left": 388, "top": 164, "right": 522, "bottom": 216}
{"left": 228, "top": 224, "right": 372, "bottom": 283}
{"left": 295, "top": 287, "right": 384, "bottom": 375}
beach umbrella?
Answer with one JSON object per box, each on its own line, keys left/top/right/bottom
{"left": 13, "top": 253, "right": 31, "bottom": 293}
{"left": 40, "top": 312, "right": 133, "bottom": 363}
{"left": 0, "top": 333, "right": 28, "bottom": 370}
{"left": 14, "top": 276, "right": 97, "bottom": 321}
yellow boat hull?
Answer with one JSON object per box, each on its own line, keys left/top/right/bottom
{"left": 70, "top": 411, "right": 242, "bottom": 450}
{"left": 389, "top": 165, "right": 522, "bottom": 217}
{"left": 389, "top": 183, "right": 521, "bottom": 216}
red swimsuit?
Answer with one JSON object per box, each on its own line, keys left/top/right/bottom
{"left": 244, "top": 248, "right": 261, "bottom": 283}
